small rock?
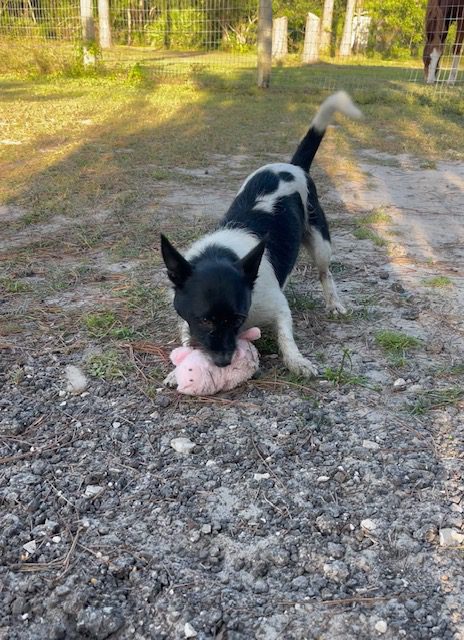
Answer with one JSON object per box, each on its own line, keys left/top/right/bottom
{"left": 84, "top": 485, "right": 104, "bottom": 498}
{"left": 253, "top": 473, "right": 270, "bottom": 481}
{"left": 112, "top": 421, "right": 121, "bottom": 428}
{"left": 22, "top": 540, "right": 37, "bottom": 554}
{"left": 362, "top": 439, "right": 380, "bottom": 450}
{"left": 65, "top": 365, "right": 88, "bottom": 395}
{"left": 317, "top": 476, "right": 330, "bottom": 483}
{"left": 157, "top": 394, "right": 171, "bottom": 408}
{"left": 323, "top": 561, "right": 349, "bottom": 583}
{"left": 170, "top": 437, "right": 196, "bottom": 454}
{"left": 393, "top": 378, "right": 407, "bottom": 391}
{"left": 391, "top": 282, "right": 405, "bottom": 293}
{"left": 439, "top": 528, "right": 464, "bottom": 547}
{"left": 379, "top": 270, "right": 390, "bottom": 280}
{"left": 184, "top": 622, "right": 197, "bottom": 638}
{"left": 253, "top": 579, "right": 269, "bottom": 593}
{"left": 375, "top": 620, "right": 388, "bottom": 634}
{"left": 201, "top": 524, "right": 212, "bottom": 534}
{"left": 361, "top": 519, "right": 377, "bottom": 532}
{"left": 52, "top": 536, "right": 61, "bottom": 544}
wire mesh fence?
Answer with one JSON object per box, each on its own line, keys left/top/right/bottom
{"left": 0, "top": 0, "right": 463, "bottom": 92}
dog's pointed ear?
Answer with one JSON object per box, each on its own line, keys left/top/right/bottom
{"left": 160, "top": 234, "right": 192, "bottom": 288}
{"left": 239, "top": 239, "right": 266, "bottom": 287}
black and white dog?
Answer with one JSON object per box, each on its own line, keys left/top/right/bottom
{"left": 161, "top": 91, "right": 361, "bottom": 382}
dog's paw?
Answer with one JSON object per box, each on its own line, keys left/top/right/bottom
{"left": 327, "top": 299, "right": 347, "bottom": 316}
{"left": 163, "top": 371, "right": 178, "bottom": 389}
{"left": 286, "top": 358, "right": 319, "bottom": 379}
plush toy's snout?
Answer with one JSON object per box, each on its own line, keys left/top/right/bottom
{"left": 169, "top": 328, "right": 261, "bottom": 396}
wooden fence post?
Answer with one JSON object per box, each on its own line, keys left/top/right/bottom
{"left": 257, "top": 0, "right": 272, "bottom": 88}
{"left": 98, "top": 0, "right": 111, "bottom": 49}
{"left": 302, "top": 13, "right": 320, "bottom": 64}
{"left": 272, "top": 16, "right": 288, "bottom": 60}
{"left": 80, "top": 0, "right": 96, "bottom": 66}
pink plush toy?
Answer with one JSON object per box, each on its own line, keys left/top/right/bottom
{"left": 169, "top": 327, "right": 261, "bottom": 396}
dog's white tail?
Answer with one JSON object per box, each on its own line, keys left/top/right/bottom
{"left": 311, "top": 91, "right": 362, "bottom": 133}
{"left": 291, "top": 91, "right": 362, "bottom": 172}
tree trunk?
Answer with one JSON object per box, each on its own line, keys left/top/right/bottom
{"left": 319, "top": 0, "right": 334, "bottom": 54}
{"left": 302, "top": 13, "right": 320, "bottom": 63}
{"left": 339, "top": 0, "right": 356, "bottom": 57}
{"left": 98, "top": 0, "right": 111, "bottom": 49}
{"left": 257, "top": 0, "right": 272, "bottom": 88}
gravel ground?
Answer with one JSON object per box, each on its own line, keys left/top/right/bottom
{"left": 1, "top": 153, "right": 464, "bottom": 640}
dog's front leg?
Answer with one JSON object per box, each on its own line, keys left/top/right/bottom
{"left": 275, "top": 301, "right": 319, "bottom": 378}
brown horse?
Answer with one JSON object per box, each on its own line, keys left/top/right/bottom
{"left": 423, "top": 0, "right": 464, "bottom": 83}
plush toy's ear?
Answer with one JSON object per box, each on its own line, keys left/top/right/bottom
{"left": 238, "top": 240, "right": 266, "bottom": 287}
{"left": 239, "top": 327, "right": 261, "bottom": 341}
{"left": 170, "top": 346, "right": 193, "bottom": 366}
{"left": 160, "top": 234, "right": 192, "bottom": 288}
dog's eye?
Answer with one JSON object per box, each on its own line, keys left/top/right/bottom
{"left": 200, "top": 317, "right": 213, "bottom": 328}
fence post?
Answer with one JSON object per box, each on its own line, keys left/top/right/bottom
{"left": 80, "top": 0, "right": 96, "bottom": 66}
{"left": 302, "top": 13, "right": 320, "bottom": 63}
{"left": 272, "top": 16, "right": 288, "bottom": 60}
{"left": 339, "top": 0, "right": 356, "bottom": 57}
{"left": 257, "top": 0, "right": 272, "bottom": 88}
{"left": 98, "top": 0, "right": 111, "bottom": 49}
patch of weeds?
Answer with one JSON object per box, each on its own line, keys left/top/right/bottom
{"left": 359, "top": 208, "right": 392, "bottom": 225}
{"left": 152, "top": 168, "right": 171, "bottom": 180}
{"left": 419, "top": 159, "right": 437, "bottom": 170}
{"left": 330, "top": 261, "right": 346, "bottom": 274}
{"left": 423, "top": 276, "right": 453, "bottom": 288}
{"left": 256, "top": 333, "right": 279, "bottom": 355}
{"left": 407, "top": 387, "right": 464, "bottom": 415}
{"left": 86, "top": 350, "right": 132, "bottom": 380}
{"left": 83, "top": 310, "right": 137, "bottom": 340}
{"left": 289, "top": 292, "right": 318, "bottom": 313}
{"left": 0, "top": 278, "right": 31, "bottom": 294}
{"left": 434, "top": 362, "right": 464, "bottom": 378}
{"left": 83, "top": 311, "right": 117, "bottom": 338}
{"left": 8, "top": 366, "right": 25, "bottom": 385}
{"left": 323, "top": 348, "right": 371, "bottom": 388}
{"left": 375, "top": 329, "right": 421, "bottom": 367}
{"left": 353, "top": 227, "right": 388, "bottom": 247}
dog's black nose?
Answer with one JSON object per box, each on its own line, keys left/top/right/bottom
{"left": 212, "top": 352, "right": 233, "bottom": 367}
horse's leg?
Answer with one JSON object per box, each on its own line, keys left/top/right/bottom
{"left": 427, "top": 46, "right": 442, "bottom": 82}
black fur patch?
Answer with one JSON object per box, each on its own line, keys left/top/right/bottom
{"left": 279, "top": 171, "right": 295, "bottom": 182}
{"left": 306, "top": 175, "right": 330, "bottom": 242}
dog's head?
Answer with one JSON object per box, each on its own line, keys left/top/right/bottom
{"left": 160, "top": 234, "right": 265, "bottom": 367}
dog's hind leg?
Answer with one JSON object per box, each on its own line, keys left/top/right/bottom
{"left": 303, "top": 228, "right": 347, "bottom": 316}
{"left": 274, "top": 294, "right": 319, "bottom": 378}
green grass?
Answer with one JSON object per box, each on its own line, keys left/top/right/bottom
{"left": 407, "top": 388, "right": 464, "bottom": 415}
{"left": 86, "top": 350, "right": 132, "bottom": 380}
{"left": 422, "top": 276, "right": 453, "bottom": 288}
{"left": 353, "top": 227, "right": 388, "bottom": 247}
{"left": 0, "top": 278, "right": 31, "bottom": 294}
{"left": 83, "top": 310, "right": 138, "bottom": 340}
{"left": 375, "top": 329, "right": 422, "bottom": 367}
{"left": 358, "top": 208, "right": 393, "bottom": 225}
